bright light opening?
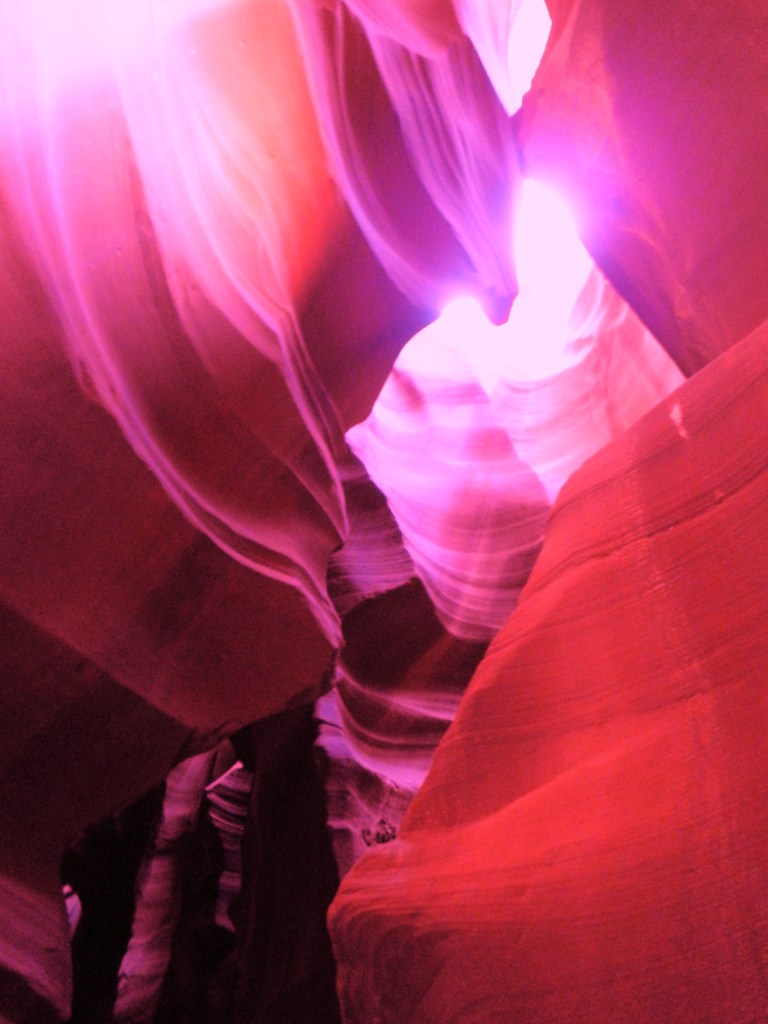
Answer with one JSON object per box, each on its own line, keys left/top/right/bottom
{"left": 434, "top": 180, "right": 593, "bottom": 387}
{"left": 502, "top": 178, "right": 594, "bottom": 379}
{"left": 505, "top": 0, "right": 552, "bottom": 112}
{"left": 513, "top": 178, "right": 592, "bottom": 316}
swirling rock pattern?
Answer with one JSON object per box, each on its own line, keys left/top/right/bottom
{"left": 1, "top": 0, "right": 768, "bottom": 1019}
{"left": 330, "top": 321, "right": 768, "bottom": 1023}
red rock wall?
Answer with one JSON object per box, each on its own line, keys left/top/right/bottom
{"left": 1, "top": 0, "right": 768, "bottom": 1019}
{"left": 331, "top": 317, "right": 768, "bottom": 1024}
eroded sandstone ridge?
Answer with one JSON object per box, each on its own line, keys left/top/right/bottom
{"left": 1, "top": 0, "right": 768, "bottom": 1020}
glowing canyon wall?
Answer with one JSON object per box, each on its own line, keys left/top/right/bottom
{"left": 1, "top": 0, "right": 768, "bottom": 1020}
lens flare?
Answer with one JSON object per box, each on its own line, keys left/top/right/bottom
{"left": 438, "top": 179, "right": 593, "bottom": 386}
{"left": 513, "top": 178, "right": 592, "bottom": 316}
{"left": 497, "top": 178, "right": 593, "bottom": 380}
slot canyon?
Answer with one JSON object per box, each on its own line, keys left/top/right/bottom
{"left": 2, "top": 0, "right": 768, "bottom": 1020}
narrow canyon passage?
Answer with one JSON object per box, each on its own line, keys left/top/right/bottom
{"left": 1, "top": 0, "right": 768, "bottom": 1020}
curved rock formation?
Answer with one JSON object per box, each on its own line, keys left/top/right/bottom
{"left": 1, "top": 0, "right": 768, "bottom": 1019}
{"left": 331, "top": 318, "right": 768, "bottom": 1024}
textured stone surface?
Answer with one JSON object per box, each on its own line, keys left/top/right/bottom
{"left": 1, "top": 0, "right": 767, "bottom": 1019}
{"left": 330, "top": 322, "right": 768, "bottom": 1022}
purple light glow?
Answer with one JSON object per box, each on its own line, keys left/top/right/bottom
{"left": 438, "top": 178, "right": 594, "bottom": 387}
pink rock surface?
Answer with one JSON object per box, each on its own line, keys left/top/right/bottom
{"left": 330, "top": 322, "right": 768, "bottom": 1022}
{"left": 1, "top": 0, "right": 768, "bottom": 1018}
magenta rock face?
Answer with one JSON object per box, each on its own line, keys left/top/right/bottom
{"left": 1, "top": 0, "right": 768, "bottom": 1021}
{"left": 330, "top": 324, "right": 768, "bottom": 1023}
